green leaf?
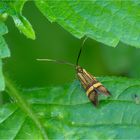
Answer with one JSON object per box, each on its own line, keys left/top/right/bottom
{"left": 12, "top": 14, "right": 35, "bottom": 40}
{"left": 0, "top": 36, "right": 10, "bottom": 58}
{"left": 0, "top": 1, "right": 35, "bottom": 91}
{"left": 0, "top": 21, "right": 10, "bottom": 58}
{"left": 1, "top": 77, "right": 140, "bottom": 139}
{"left": 4, "top": 76, "right": 48, "bottom": 140}
{"left": 0, "top": 1, "right": 35, "bottom": 40}
{"left": 0, "top": 22, "right": 8, "bottom": 35}
{"left": 0, "top": 60, "right": 5, "bottom": 91}
{"left": 0, "top": 22, "right": 10, "bottom": 91}
{"left": 35, "top": 1, "right": 140, "bottom": 48}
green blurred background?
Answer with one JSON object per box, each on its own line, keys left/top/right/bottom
{"left": 4, "top": 2, "right": 140, "bottom": 89}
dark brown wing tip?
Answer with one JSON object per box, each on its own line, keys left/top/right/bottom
{"left": 106, "top": 90, "right": 111, "bottom": 96}
{"left": 92, "top": 100, "right": 99, "bottom": 106}
{"left": 96, "top": 86, "right": 111, "bottom": 96}
{"left": 88, "top": 91, "right": 99, "bottom": 107}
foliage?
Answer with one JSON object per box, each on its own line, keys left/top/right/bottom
{"left": 35, "top": 1, "right": 140, "bottom": 47}
{"left": 0, "top": 1, "right": 140, "bottom": 90}
{"left": 0, "top": 1, "right": 140, "bottom": 140}
{"left": 1, "top": 77, "right": 140, "bottom": 139}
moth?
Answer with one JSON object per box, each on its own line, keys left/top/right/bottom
{"left": 37, "top": 38, "right": 111, "bottom": 106}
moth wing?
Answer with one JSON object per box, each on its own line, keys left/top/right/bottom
{"left": 88, "top": 91, "right": 99, "bottom": 106}
{"left": 95, "top": 85, "right": 111, "bottom": 96}
{"left": 90, "top": 74, "right": 111, "bottom": 96}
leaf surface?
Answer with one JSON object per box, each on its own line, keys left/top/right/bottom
{"left": 0, "top": 1, "right": 35, "bottom": 90}
{"left": 36, "top": 1, "right": 140, "bottom": 47}
{"left": 0, "top": 21, "right": 10, "bottom": 90}
{"left": 1, "top": 77, "right": 140, "bottom": 139}
{"left": 0, "top": 1, "right": 35, "bottom": 39}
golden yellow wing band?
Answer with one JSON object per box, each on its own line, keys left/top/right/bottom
{"left": 86, "top": 86, "right": 94, "bottom": 96}
{"left": 86, "top": 82, "right": 102, "bottom": 96}
{"left": 93, "top": 82, "right": 102, "bottom": 88}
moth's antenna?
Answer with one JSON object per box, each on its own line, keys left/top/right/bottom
{"left": 37, "top": 58, "right": 76, "bottom": 67}
{"left": 76, "top": 37, "right": 88, "bottom": 66}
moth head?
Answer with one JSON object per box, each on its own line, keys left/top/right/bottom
{"left": 76, "top": 66, "right": 83, "bottom": 73}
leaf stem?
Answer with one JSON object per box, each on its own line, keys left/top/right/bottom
{"left": 5, "top": 75, "right": 48, "bottom": 140}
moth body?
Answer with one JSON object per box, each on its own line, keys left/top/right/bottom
{"left": 76, "top": 66, "right": 111, "bottom": 106}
